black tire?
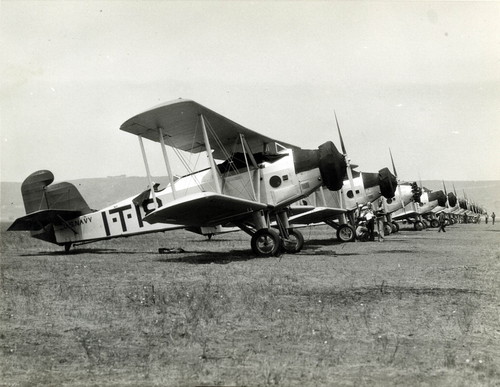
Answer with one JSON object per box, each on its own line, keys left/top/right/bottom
{"left": 391, "top": 222, "right": 399, "bottom": 233}
{"left": 430, "top": 219, "right": 439, "bottom": 228}
{"left": 251, "top": 228, "right": 281, "bottom": 256}
{"left": 282, "top": 229, "right": 304, "bottom": 253}
{"left": 414, "top": 221, "right": 424, "bottom": 231}
{"left": 383, "top": 222, "right": 392, "bottom": 235}
{"left": 337, "top": 224, "right": 355, "bottom": 242}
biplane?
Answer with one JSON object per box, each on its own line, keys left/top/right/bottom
{"left": 392, "top": 187, "right": 447, "bottom": 230}
{"left": 376, "top": 149, "right": 422, "bottom": 233}
{"left": 287, "top": 114, "right": 397, "bottom": 241}
{"left": 9, "top": 99, "right": 347, "bottom": 256}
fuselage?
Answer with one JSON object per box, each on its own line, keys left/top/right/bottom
{"left": 44, "top": 149, "right": 325, "bottom": 245}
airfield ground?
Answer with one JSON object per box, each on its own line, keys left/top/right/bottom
{"left": 1, "top": 222, "right": 499, "bottom": 386}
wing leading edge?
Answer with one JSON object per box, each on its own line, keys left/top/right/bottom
{"left": 288, "top": 207, "right": 347, "bottom": 226}
{"left": 143, "top": 192, "right": 269, "bottom": 227}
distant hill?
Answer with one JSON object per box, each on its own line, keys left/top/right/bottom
{"left": 1, "top": 177, "right": 499, "bottom": 221}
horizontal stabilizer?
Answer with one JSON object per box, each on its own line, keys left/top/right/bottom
{"left": 144, "top": 192, "right": 268, "bottom": 227}
{"left": 289, "top": 206, "right": 346, "bottom": 225}
{"left": 8, "top": 209, "right": 83, "bottom": 231}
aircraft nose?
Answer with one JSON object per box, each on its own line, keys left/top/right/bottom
{"left": 318, "top": 141, "right": 347, "bottom": 191}
{"left": 293, "top": 141, "right": 346, "bottom": 191}
{"left": 428, "top": 190, "right": 447, "bottom": 207}
{"left": 448, "top": 192, "right": 457, "bottom": 207}
{"left": 377, "top": 167, "right": 398, "bottom": 199}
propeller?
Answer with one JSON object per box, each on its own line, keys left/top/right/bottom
{"left": 389, "top": 148, "right": 406, "bottom": 212}
{"left": 334, "top": 111, "right": 357, "bottom": 208}
{"left": 442, "top": 180, "right": 449, "bottom": 208}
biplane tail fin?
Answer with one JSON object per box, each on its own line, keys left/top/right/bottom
{"left": 8, "top": 170, "right": 92, "bottom": 234}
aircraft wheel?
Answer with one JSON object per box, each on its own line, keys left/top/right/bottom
{"left": 383, "top": 222, "right": 392, "bottom": 236}
{"left": 251, "top": 228, "right": 281, "bottom": 257}
{"left": 391, "top": 222, "right": 399, "bottom": 233}
{"left": 430, "top": 219, "right": 439, "bottom": 228}
{"left": 282, "top": 229, "right": 304, "bottom": 253}
{"left": 337, "top": 224, "right": 355, "bottom": 242}
{"left": 414, "top": 221, "right": 424, "bottom": 231}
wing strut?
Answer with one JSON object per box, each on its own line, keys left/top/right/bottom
{"left": 138, "top": 135, "right": 158, "bottom": 210}
{"left": 240, "top": 133, "right": 259, "bottom": 202}
{"left": 200, "top": 114, "right": 222, "bottom": 194}
{"left": 159, "top": 128, "right": 177, "bottom": 199}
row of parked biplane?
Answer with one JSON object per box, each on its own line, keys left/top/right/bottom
{"left": 9, "top": 99, "right": 486, "bottom": 256}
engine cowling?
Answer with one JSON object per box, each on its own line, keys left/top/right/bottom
{"left": 428, "top": 190, "right": 447, "bottom": 207}
{"left": 378, "top": 167, "right": 397, "bottom": 199}
{"left": 447, "top": 192, "right": 457, "bottom": 208}
{"left": 293, "top": 141, "right": 346, "bottom": 191}
{"left": 318, "top": 141, "right": 347, "bottom": 191}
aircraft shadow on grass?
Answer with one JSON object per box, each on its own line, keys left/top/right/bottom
{"left": 156, "top": 246, "right": 365, "bottom": 263}
{"left": 19, "top": 248, "right": 143, "bottom": 257}
{"left": 156, "top": 249, "right": 262, "bottom": 265}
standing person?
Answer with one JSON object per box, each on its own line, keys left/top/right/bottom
{"left": 438, "top": 211, "right": 447, "bottom": 233}
{"left": 492, "top": 212, "right": 496, "bottom": 225}
{"left": 376, "top": 198, "right": 385, "bottom": 242}
{"left": 485, "top": 213, "right": 489, "bottom": 224}
{"left": 361, "top": 202, "right": 376, "bottom": 241}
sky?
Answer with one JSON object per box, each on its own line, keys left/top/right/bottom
{"left": 1, "top": 1, "right": 499, "bottom": 183}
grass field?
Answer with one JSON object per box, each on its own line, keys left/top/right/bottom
{"left": 1, "top": 222, "right": 499, "bottom": 386}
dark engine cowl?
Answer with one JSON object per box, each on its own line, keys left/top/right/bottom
{"left": 428, "top": 190, "right": 447, "bottom": 207}
{"left": 293, "top": 141, "right": 346, "bottom": 191}
{"left": 318, "top": 141, "right": 347, "bottom": 191}
{"left": 378, "top": 167, "right": 397, "bottom": 199}
{"left": 447, "top": 192, "right": 457, "bottom": 208}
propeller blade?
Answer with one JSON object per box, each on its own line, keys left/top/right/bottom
{"left": 389, "top": 148, "right": 398, "bottom": 177}
{"left": 334, "top": 111, "right": 347, "bottom": 155}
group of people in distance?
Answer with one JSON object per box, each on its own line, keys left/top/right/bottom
{"left": 355, "top": 201, "right": 495, "bottom": 241}
{"left": 484, "top": 212, "right": 496, "bottom": 225}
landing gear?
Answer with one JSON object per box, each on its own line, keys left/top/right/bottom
{"left": 430, "top": 219, "right": 439, "bottom": 228}
{"left": 414, "top": 221, "right": 424, "bottom": 231}
{"left": 336, "top": 224, "right": 355, "bottom": 242}
{"left": 251, "top": 228, "right": 281, "bottom": 256}
{"left": 282, "top": 229, "right": 304, "bottom": 253}
{"left": 391, "top": 222, "right": 399, "bottom": 233}
{"left": 383, "top": 222, "right": 393, "bottom": 236}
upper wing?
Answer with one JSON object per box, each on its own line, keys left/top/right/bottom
{"left": 288, "top": 206, "right": 346, "bottom": 225}
{"left": 144, "top": 192, "right": 268, "bottom": 227}
{"left": 120, "top": 99, "right": 299, "bottom": 159}
{"left": 8, "top": 209, "right": 83, "bottom": 231}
